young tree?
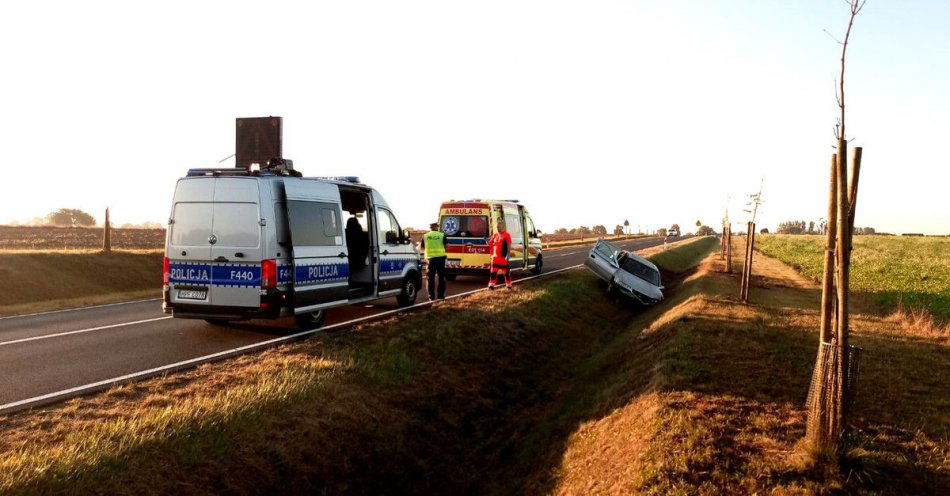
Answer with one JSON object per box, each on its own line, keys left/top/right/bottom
{"left": 592, "top": 225, "right": 608, "bottom": 236}
{"left": 657, "top": 228, "right": 668, "bottom": 237}
{"left": 613, "top": 225, "right": 624, "bottom": 235}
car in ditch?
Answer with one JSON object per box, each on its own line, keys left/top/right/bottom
{"left": 584, "top": 239, "right": 664, "bottom": 305}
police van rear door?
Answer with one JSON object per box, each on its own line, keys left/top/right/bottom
{"left": 207, "top": 178, "right": 263, "bottom": 308}
{"left": 284, "top": 180, "right": 349, "bottom": 312}
{"left": 167, "top": 178, "right": 215, "bottom": 306}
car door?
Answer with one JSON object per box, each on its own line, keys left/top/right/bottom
{"left": 284, "top": 180, "right": 349, "bottom": 311}
{"left": 375, "top": 206, "right": 412, "bottom": 293}
{"left": 587, "top": 239, "right": 620, "bottom": 281}
{"left": 208, "top": 178, "right": 263, "bottom": 308}
{"left": 504, "top": 209, "right": 527, "bottom": 269}
{"left": 523, "top": 209, "right": 541, "bottom": 268}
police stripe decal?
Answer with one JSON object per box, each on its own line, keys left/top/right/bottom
{"left": 169, "top": 262, "right": 261, "bottom": 288}
{"left": 295, "top": 263, "right": 349, "bottom": 285}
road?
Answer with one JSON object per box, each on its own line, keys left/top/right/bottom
{"left": 0, "top": 236, "right": 669, "bottom": 409}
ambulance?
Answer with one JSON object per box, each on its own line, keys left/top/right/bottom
{"left": 162, "top": 162, "right": 422, "bottom": 330}
{"left": 437, "top": 200, "right": 543, "bottom": 279}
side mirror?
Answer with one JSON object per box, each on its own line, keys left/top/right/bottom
{"left": 385, "top": 231, "right": 399, "bottom": 244}
{"left": 402, "top": 229, "right": 413, "bottom": 244}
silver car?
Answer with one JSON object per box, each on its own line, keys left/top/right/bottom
{"left": 585, "top": 239, "right": 664, "bottom": 305}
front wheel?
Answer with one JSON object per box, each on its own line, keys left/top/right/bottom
{"left": 294, "top": 309, "right": 326, "bottom": 330}
{"left": 530, "top": 256, "right": 543, "bottom": 275}
{"left": 396, "top": 275, "right": 420, "bottom": 307}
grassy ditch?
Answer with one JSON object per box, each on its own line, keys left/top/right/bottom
{"left": 0, "top": 238, "right": 715, "bottom": 495}
{"left": 0, "top": 250, "right": 162, "bottom": 316}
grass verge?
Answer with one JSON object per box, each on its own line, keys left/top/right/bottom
{"left": 0, "top": 250, "right": 162, "bottom": 316}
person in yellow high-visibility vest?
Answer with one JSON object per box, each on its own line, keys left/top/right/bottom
{"left": 420, "top": 222, "right": 447, "bottom": 300}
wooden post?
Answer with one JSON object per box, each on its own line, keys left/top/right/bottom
{"left": 834, "top": 138, "right": 850, "bottom": 435}
{"left": 846, "top": 147, "right": 863, "bottom": 251}
{"left": 725, "top": 225, "right": 732, "bottom": 273}
{"left": 819, "top": 156, "right": 838, "bottom": 344}
{"left": 102, "top": 207, "right": 112, "bottom": 254}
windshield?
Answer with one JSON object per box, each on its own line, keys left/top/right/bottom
{"left": 441, "top": 215, "right": 489, "bottom": 238}
{"left": 620, "top": 256, "right": 661, "bottom": 286}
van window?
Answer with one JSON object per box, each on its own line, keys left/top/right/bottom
{"left": 213, "top": 203, "right": 261, "bottom": 247}
{"left": 442, "top": 215, "right": 488, "bottom": 238}
{"left": 376, "top": 208, "right": 401, "bottom": 244}
{"left": 526, "top": 215, "right": 537, "bottom": 238}
{"left": 288, "top": 200, "right": 342, "bottom": 246}
{"left": 504, "top": 214, "right": 524, "bottom": 244}
{"left": 274, "top": 201, "right": 290, "bottom": 245}
{"left": 171, "top": 202, "right": 212, "bottom": 246}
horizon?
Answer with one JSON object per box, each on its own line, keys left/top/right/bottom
{"left": 1, "top": 1, "right": 948, "bottom": 235}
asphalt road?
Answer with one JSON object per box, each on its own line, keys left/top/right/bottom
{"left": 0, "top": 236, "right": 669, "bottom": 408}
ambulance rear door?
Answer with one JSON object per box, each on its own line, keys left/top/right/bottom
{"left": 284, "top": 179, "right": 349, "bottom": 312}
{"left": 503, "top": 206, "right": 527, "bottom": 269}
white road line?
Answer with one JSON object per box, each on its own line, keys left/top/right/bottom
{"left": 0, "top": 298, "right": 161, "bottom": 321}
{"left": 0, "top": 316, "right": 172, "bottom": 347}
{"left": 0, "top": 264, "right": 585, "bottom": 415}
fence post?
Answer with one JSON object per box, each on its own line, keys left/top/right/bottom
{"left": 102, "top": 207, "right": 112, "bottom": 254}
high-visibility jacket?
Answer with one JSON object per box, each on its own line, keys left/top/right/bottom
{"left": 422, "top": 230, "right": 446, "bottom": 258}
{"left": 489, "top": 231, "right": 512, "bottom": 266}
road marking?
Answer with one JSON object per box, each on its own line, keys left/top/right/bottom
{"left": 0, "top": 298, "right": 161, "bottom": 321}
{"left": 0, "top": 317, "right": 172, "bottom": 347}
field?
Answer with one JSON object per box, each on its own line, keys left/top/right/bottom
{"left": 0, "top": 251, "right": 163, "bottom": 316}
{"left": 0, "top": 225, "right": 165, "bottom": 250}
{"left": 755, "top": 234, "right": 950, "bottom": 321}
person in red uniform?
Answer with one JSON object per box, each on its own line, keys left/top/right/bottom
{"left": 488, "top": 221, "right": 514, "bottom": 290}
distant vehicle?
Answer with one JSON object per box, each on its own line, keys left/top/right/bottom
{"left": 437, "top": 199, "right": 543, "bottom": 279}
{"left": 668, "top": 226, "right": 681, "bottom": 237}
{"left": 163, "top": 164, "right": 422, "bottom": 330}
{"left": 585, "top": 239, "right": 664, "bottom": 305}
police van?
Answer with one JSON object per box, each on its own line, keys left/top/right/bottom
{"left": 437, "top": 199, "right": 543, "bottom": 279}
{"left": 162, "top": 163, "right": 422, "bottom": 329}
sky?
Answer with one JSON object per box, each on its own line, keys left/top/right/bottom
{"left": 1, "top": 0, "right": 948, "bottom": 234}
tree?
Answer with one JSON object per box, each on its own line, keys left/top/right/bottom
{"left": 44, "top": 208, "right": 96, "bottom": 227}
{"left": 671, "top": 223, "right": 680, "bottom": 232}
{"left": 592, "top": 225, "right": 608, "bottom": 236}
{"left": 760, "top": 228, "right": 770, "bottom": 234}
{"left": 808, "top": 221, "right": 816, "bottom": 234}
{"left": 777, "top": 220, "right": 807, "bottom": 234}
{"left": 576, "top": 226, "right": 592, "bottom": 236}
{"left": 613, "top": 225, "right": 624, "bottom": 235}
{"left": 657, "top": 228, "right": 668, "bottom": 237}
{"left": 554, "top": 227, "right": 569, "bottom": 235}
{"left": 696, "top": 225, "right": 716, "bottom": 236}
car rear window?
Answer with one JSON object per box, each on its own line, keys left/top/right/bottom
{"left": 442, "top": 215, "right": 488, "bottom": 238}
{"left": 170, "top": 202, "right": 212, "bottom": 246}
{"left": 212, "top": 203, "right": 261, "bottom": 247}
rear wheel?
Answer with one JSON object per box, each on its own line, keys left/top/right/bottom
{"left": 530, "top": 256, "right": 543, "bottom": 275}
{"left": 396, "top": 275, "right": 420, "bottom": 307}
{"left": 294, "top": 309, "right": 326, "bottom": 330}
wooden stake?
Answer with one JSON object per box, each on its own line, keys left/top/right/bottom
{"left": 834, "top": 138, "right": 851, "bottom": 432}
{"left": 819, "top": 155, "right": 838, "bottom": 344}
{"left": 725, "top": 225, "right": 732, "bottom": 274}
{"left": 102, "top": 207, "right": 112, "bottom": 254}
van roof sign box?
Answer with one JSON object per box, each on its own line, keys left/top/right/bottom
{"left": 236, "top": 116, "right": 283, "bottom": 168}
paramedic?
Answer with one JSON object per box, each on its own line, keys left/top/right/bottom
{"left": 488, "top": 221, "right": 513, "bottom": 290}
{"left": 420, "top": 222, "right": 447, "bottom": 300}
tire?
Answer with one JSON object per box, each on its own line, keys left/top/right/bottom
{"left": 294, "top": 309, "right": 326, "bottom": 330}
{"left": 396, "top": 275, "right": 420, "bottom": 307}
{"left": 445, "top": 274, "right": 457, "bottom": 281}
{"left": 530, "top": 256, "right": 543, "bottom": 275}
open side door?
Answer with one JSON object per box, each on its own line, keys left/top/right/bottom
{"left": 587, "top": 239, "right": 620, "bottom": 282}
{"left": 284, "top": 180, "right": 349, "bottom": 312}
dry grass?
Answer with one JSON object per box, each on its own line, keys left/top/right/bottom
{"left": 0, "top": 251, "right": 162, "bottom": 316}
{"left": 0, "top": 225, "right": 165, "bottom": 251}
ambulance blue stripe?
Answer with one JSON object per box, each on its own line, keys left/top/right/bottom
{"left": 445, "top": 239, "right": 488, "bottom": 246}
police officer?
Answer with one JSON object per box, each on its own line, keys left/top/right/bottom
{"left": 420, "top": 222, "right": 447, "bottom": 300}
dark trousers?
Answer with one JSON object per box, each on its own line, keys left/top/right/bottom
{"left": 427, "top": 256, "right": 447, "bottom": 299}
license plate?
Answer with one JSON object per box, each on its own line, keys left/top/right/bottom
{"left": 177, "top": 289, "right": 207, "bottom": 300}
